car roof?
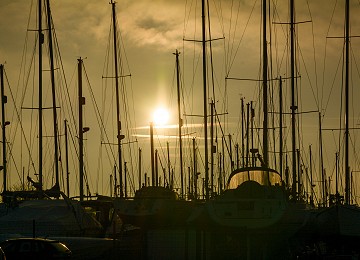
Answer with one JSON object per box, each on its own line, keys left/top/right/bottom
{"left": 2, "top": 238, "right": 60, "bottom": 243}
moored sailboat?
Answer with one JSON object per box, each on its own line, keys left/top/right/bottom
{"left": 185, "top": 0, "right": 315, "bottom": 258}
{"left": 293, "top": 0, "right": 360, "bottom": 257}
{"left": 0, "top": 0, "right": 104, "bottom": 237}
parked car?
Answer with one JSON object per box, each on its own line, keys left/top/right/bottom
{"left": 0, "top": 238, "right": 71, "bottom": 260}
{"left": 0, "top": 247, "right": 5, "bottom": 260}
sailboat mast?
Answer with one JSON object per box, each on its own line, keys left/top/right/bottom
{"left": 241, "top": 98, "right": 245, "bottom": 167}
{"left": 319, "top": 112, "right": 326, "bottom": 206}
{"left": 262, "top": 0, "right": 269, "bottom": 168}
{"left": 193, "top": 138, "right": 198, "bottom": 199}
{"left": 344, "top": 0, "right": 350, "bottom": 205}
{"left": 202, "top": 0, "right": 209, "bottom": 200}
{"left": 138, "top": 148, "right": 142, "bottom": 190}
{"left": 111, "top": 0, "right": 123, "bottom": 197}
{"left": 64, "top": 120, "right": 70, "bottom": 197}
{"left": 279, "top": 77, "right": 283, "bottom": 179}
{"left": 78, "top": 58, "right": 84, "bottom": 201}
{"left": 46, "top": 0, "right": 60, "bottom": 189}
{"left": 290, "top": 0, "right": 297, "bottom": 200}
{"left": 0, "top": 65, "right": 6, "bottom": 193}
{"left": 210, "top": 101, "right": 214, "bottom": 193}
{"left": 150, "top": 122, "right": 155, "bottom": 186}
{"left": 38, "top": 0, "right": 43, "bottom": 191}
{"left": 174, "top": 49, "right": 184, "bottom": 197}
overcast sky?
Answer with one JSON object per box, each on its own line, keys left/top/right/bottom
{"left": 1, "top": 0, "right": 360, "bottom": 199}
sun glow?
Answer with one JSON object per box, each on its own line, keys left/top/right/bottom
{"left": 152, "top": 107, "right": 170, "bottom": 126}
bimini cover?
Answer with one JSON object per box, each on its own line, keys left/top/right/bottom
{"left": 227, "top": 167, "right": 281, "bottom": 189}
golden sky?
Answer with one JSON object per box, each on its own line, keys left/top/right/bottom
{"left": 1, "top": 0, "right": 360, "bottom": 201}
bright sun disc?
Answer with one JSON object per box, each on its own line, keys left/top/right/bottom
{"left": 153, "top": 108, "right": 169, "bottom": 125}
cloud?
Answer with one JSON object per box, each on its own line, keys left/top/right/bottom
{"left": 119, "top": 1, "right": 185, "bottom": 51}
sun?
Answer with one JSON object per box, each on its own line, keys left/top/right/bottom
{"left": 152, "top": 107, "right": 170, "bottom": 126}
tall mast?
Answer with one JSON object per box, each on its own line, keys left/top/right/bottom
{"left": 319, "top": 112, "right": 325, "bottom": 206}
{"left": 0, "top": 65, "right": 7, "bottom": 193}
{"left": 78, "top": 58, "right": 84, "bottom": 201}
{"left": 241, "top": 98, "right": 245, "bottom": 167}
{"left": 193, "top": 138, "right": 198, "bottom": 199}
{"left": 309, "top": 145, "right": 313, "bottom": 205}
{"left": 262, "top": 0, "right": 269, "bottom": 168}
{"left": 46, "top": 0, "right": 60, "bottom": 190}
{"left": 344, "top": 0, "right": 350, "bottom": 205}
{"left": 38, "top": 0, "right": 43, "bottom": 190}
{"left": 202, "top": 0, "right": 209, "bottom": 200}
{"left": 279, "top": 77, "right": 283, "bottom": 179}
{"left": 167, "top": 142, "right": 171, "bottom": 187}
{"left": 150, "top": 122, "right": 155, "bottom": 186}
{"left": 210, "top": 101, "right": 214, "bottom": 194}
{"left": 174, "top": 50, "right": 184, "bottom": 197}
{"left": 290, "top": 0, "right": 297, "bottom": 200}
{"left": 64, "top": 120, "right": 70, "bottom": 197}
{"left": 138, "top": 148, "right": 142, "bottom": 190}
{"left": 111, "top": 0, "right": 123, "bottom": 197}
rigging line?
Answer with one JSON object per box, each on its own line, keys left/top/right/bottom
{"left": 97, "top": 94, "right": 119, "bottom": 174}
{"left": 268, "top": 0, "right": 278, "bottom": 168}
{"left": 3, "top": 73, "right": 22, "bottom": 183}
{"left": 101, "top": 42, "right": 119, "bottom": 171}
{"left": 64, "top": 120, "right": 80, "bottom": 195}
{"left": 180, "top": 61, "right": 194, "bottom": 168}
{"left": 213, "top": 0, "right": 225, "bottom": 35}
{"left": 13, "top": 0, "right": 35, "bottom": 130}
{"left": 350, "top": 44, "right": 360, "bottom": 126}
{"left": 213, "top": 105, "right": 232, "bottom": 159}
{"left": 117, "top": 22, "right": 132, "bottom": 79}
{"left": 118, "top": 69, "right": 136, "bottom": 146}
{"left": 270, "top": 0, "right": 287, "bottom": 74}
{"left": 350, "top": 134, "right": 360, "bottom": 173}
{"left": 321, "top": 0, "right": 339, "bottom": 111}
{"left": 323, "top": 50, "right": 344, "bottom": 118}
{"left": 271, "top": 0, "right": 280, "bottom": 76}
{"left": 95, "top": 141, "right": 106, "bottom": 195}
{"left": 101, "top": 16, "right": 112, "bottom": 110}
{"left": 338, "top": 41, "right": 346, "bottom": 163}
{"left": 7, "top": 140, "right": 22, "bottom": 185}
{"left": 225, "top": 0, "right": 239, "bottom": 75}
{"left": 183, "top": 0, "right": 195, "bottom": 39}
{"left": 226, "top": 0, "right": 258, "bottom": 76}
{"left": 118, "top": 74, "right": 139, "bottom": 186}
{"left": 5, "top": 65, "right": 38, "bottom": 178}
{"left": 84, "top": 67, "right": 117, "bottom": 167}
{"left": 298, "top": 40, "right": 319, "bottom": 110}
{"left": 207, "top": 0, "right": 217, "bottom": 102}
{"left": 52, "top": 27, "right": 76, "bottom": 134}
{"left": 10, "top": 43, "right": 36, "bottom": 150}
{"left": 180, "top": 51, "right": 193, "bottom": 169}
{"left": 306, "top": 0, "right": 320, "bottom": 111}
